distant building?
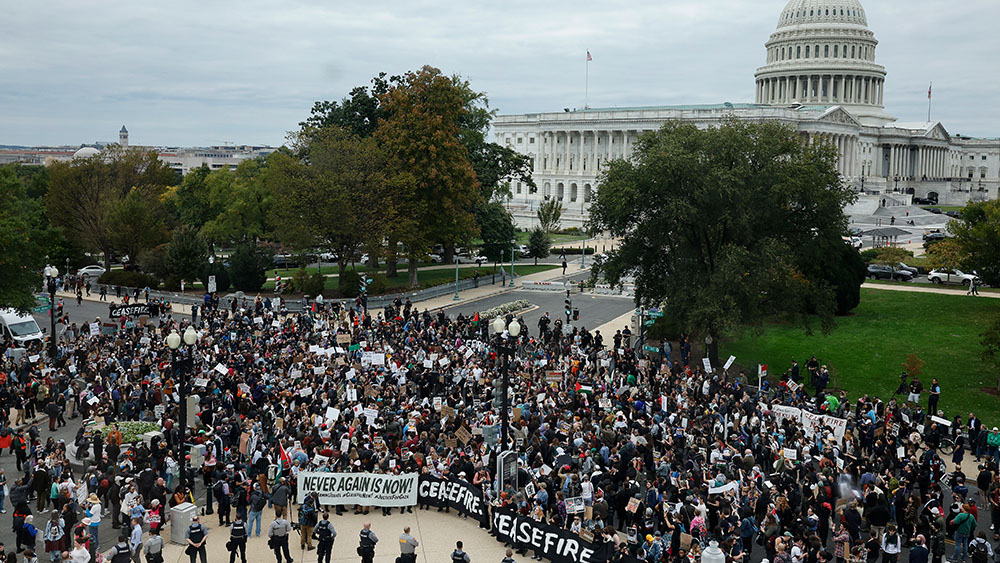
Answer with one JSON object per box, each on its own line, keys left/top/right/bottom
{"left": 0, "top": 126, "right": 277, "bottom": 177}
{"left": 495, "top": 0, "right": 1000, "bottom": 227}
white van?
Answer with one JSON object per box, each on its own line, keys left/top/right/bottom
{"left": 0, "top": 308, "right": 44, "bottom": 346}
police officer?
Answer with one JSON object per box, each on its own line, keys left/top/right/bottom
{"left": 267, "top": 513, "right": 293, "bottom": 563}
{"left": 451, "top": 540, "right": 471, "bottom": 563}
{"left": 399, "top": 526, "right": 419, "bottom": 563}
{"left": 359, "top": 522, "right": 378, "bottom": 563}
{"left": 184, "top": 515, "right": 209, "bottom": 563}
{"left": 108, "top": 534, "right": 132, "bottom": 563}
{"left": 313, "top": 513, "right": 337, "bottom": 563}
{"left": 228, "top": 513, "right": 248, "bottom": 563}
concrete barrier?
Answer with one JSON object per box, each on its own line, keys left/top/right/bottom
{"left": 521, "top": 280, "right": 570, "bottom": 292}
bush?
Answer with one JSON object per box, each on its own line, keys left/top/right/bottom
{"left": 551, "top": 247, "right": 596, "bottom": 256}
{"left": 101, "top": 421, "right": 160, "bottom": 443}
{"left": 291, "top": 268, "right": 325, "bottom": 296}
{"left": 199, "top": 261, "right": 231, "bottom": 293}
{"left": 137, "top": 244, "right": 168, "bottom": 280}
{"left": 339, "top": 270, "right": 362, "bottom": 298}
{"left": 559, "top": 227, "right": 582, "bottom": 234}
{"left": 367, "top": 274, "right": 387, "bottom": 296}
{"left": 480, "top": 299, "right": 533, "bottom": 321}
{"left": 97, "top": 270, "right": 160, "bottom": 289}
{"left": 859, "top": 248, "right": 880, "bottom": 264}
{"left": 229, "top": 243, "right": 271, "bottom": 292}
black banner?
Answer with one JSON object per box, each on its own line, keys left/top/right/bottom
{"left": 109, "top": 304, "right": 157, "bottom": 317}
{"left": 491, "top": 506, "right": 618, "bottom": 563}
{"left": 417, "top": 474, "right": 488, "bottom": 525}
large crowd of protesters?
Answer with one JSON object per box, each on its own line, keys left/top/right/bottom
{"left": 1, "top": 286, "right": 999, "bottom": 563}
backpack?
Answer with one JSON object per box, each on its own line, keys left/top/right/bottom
{"left": 969, "top": 540, "right": 988, "bottom": 563}
{"left": 251, "top": 492, "right": 267, "bottom": 512}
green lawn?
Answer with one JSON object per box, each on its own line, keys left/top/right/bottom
{"left": 866, "top": 279, "right": 1000, "bottom": 293}
{"left": 722, "top": 289, "right": 1000, "bottom": 426}
{"left": 263, "top": 264, "right": 559, "bottom": 292}
{"left": 920, "top": 205, "right": 965, "bottom": 213}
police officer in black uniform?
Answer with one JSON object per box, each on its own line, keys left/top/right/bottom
{"left": 184, "top": 515, "right": 209, "bottom": 563}
{"left": 228, "top": 513, "right": 248, "bottom": 563}
{"left": 313, "top": 512, "right": 337, "bottom": 563}
{"left": 451, "top": 540, "right": 471, "bottom": 563}
{"left": 359, "top": 522, "right": 378, "bottom": 563}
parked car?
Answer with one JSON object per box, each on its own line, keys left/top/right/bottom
{"left": 896, "top": 262, "right": 919, "bottom": 276}
{"left": 273, "top": 254, "right": 301, "bottom": 268}
{"left": 843, "top": 236, "right": 863, "bottom": 249}
{"left": 922, "top": 232, "right": 948, "bottom": 250}
{"left": 928, "top": 269, "right": 978, "bottom": 286}
{"left": 867, "top": 264, "right": 914, "bottom": 281}
{"left": 945, "top": 210, "right": 961, "bottom": 218}
{"left": 76, "top": 265, "right": 106, "bottom": 281}
{"left": 455, "top": 254, "right": 488, "bottom": 264}
{"left": 922, "top": 229, "right": 943, "bottom": 241}
{"left": 427, "top": 253, "right": 443, "bottom": 263}
{"left": 0, "top": 308, "right": 44, "bottom": 346}
{"left": 925, "top": 207, "right": 943, "bottom": 214}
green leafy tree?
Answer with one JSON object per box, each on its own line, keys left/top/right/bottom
{"left": 229, "top": 243, "right": 272, "bottom": 292}
{"left": 201, "top": 158, "right": 274, "bottom": 245}
{"left": 527, "top": 227, "right": 551, "bottom": 265}
{"left": 199, "top": 261, "right": 231, "bottom": 293}
{"left": 47, "top": 147, "right": 176, "bottom": 267}
{"left": 107, "top": 187, "right": 168, "bottom": 264}
{"left": 537, "top": 198, "right": 562, "bottom": 233}
{"left": 0, "top": 168, "right": 48, "bottom": 312}
{"left": 300, "top": 74, "right": 393, "bottom": 139}
{"left": 873, "top": 246, "right": 912, "bottom": 270}
{"left": 164, "top": 226, "right": 208, "bottom": 285}
{"left": 376, "top": 66, "right": 480, "bottom": 287}
{"left": 818, "top": 242, "right": 867, "bottom": 315}
{"left": 477, "top": 202, "right": 516, "bottom": 264}
{"left": 589, "top": 119, "right": 856, "bottom": 366}
{"left": 925, "top": 238, "right": 968, "bottom": 283}
{"left": 949, "top": 200, "right": 1000, "bottom": 285}
{"left": 270, "top": 126, "right": 403, "bottom": 280}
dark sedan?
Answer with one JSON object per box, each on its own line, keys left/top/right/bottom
{"left": 867, "top": 264, "right": 914, "bottom": 281}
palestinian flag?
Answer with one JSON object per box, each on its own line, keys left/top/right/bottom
{"left": 575, "top": 382, "right": 594, "bottom": 395}
{"left": 275, "top": 442, "right": 291, "bottom": 484}
{"left": 471, "top": 312, "right": 480, "bottom": 325}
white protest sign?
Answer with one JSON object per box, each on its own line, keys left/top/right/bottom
{"left": 724, "top": 355, "right": 736, "bottom": 370}
{"left": 214, "top": 363, "right": 228, "bottom": 375}
{"left": 783, "top": 448, "right": 798, "bottom": 460}
{"left": 702, "top": 358, "right": 712, "bottom": 372}
{"left": 708, "top": 481, "right": 740, "bottom": 495}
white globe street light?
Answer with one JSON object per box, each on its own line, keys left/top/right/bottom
{"left": 165, "top": 329, "right": 181, "bottom": 350}
{"left": 183, "top": 325, "right": 197, "bottom": 346}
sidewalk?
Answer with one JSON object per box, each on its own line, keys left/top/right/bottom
{"left": 154, "top": 508, "right": 509, "bottom": 563}
{"left": 862, "top": 282, "right": 999, "bottom": 298}
{"left": 54, "top": 290, "right": 195, "bottom": 315}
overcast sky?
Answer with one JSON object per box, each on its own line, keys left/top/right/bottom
{"left": 3, "top": 0, "right": 998, "bottom": 147}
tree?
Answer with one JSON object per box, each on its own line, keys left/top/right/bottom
{"left": 925, "top": 238, "right": 968, "bottom": 283}
{"left": 589, "top": 119, "right": 856, "bottom": 366}
{"left": 300, "top": 73, "right": 393, "bottom": 139}
{"left": 477, "top": 202, "right": 516, "bottom": 264}
{"left": 0, "top": 167, "right": 48, "bottom": 312}
{"left": 528, "top": 227, "right": 551, "bottom": 265}
{"left": 376, "top": 66, "right": 481, "bottom": 288}
{"left": 981, "top": 315, "right": 1000, "bottom": 391}
{"left": 949, "top": 200, "right": 1000, "bottom": 285}
{"left": 164, "top": 226, "right": 208, "bottom": 285}
{"left": 106, "top": 187, "right": 168, "bottom": 264}
{"left": 199, "top": 261, "right": 231, "bottom": 293}
{"left": 229, "top": 243, "right": 272, "bottom": 292}
{"left": 873, "top": 246, "right": 912, "bottom": 270}
{"left": 47, "top": 147, "right": 177, "bottom": 267}
{"left": 537, "top": 198, "right": 562, "bottom": 233}
{"left": 201, "top": 158, "right": 274, "bottom": 245}
{"left": 270, "top": 126, "right": 403, "bottom": 280}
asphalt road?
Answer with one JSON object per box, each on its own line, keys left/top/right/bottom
{"left": 441, "top": 280, "right": 634, "bottom": 339}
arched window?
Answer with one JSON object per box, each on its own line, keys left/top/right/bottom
{"left": 851, "top": 45, "right": 855, "bottom": 58}
{"left": 834, "top": 45, "right": 838, "bottom": 57}
{"left": 825, "top": 45, "right": 829, "bottom": 57}
{"left": 843, "top": 44, "right": 848, "bottom": 57}
{"left": 797, "top": 46, "right": 801, "bottom": 58}
{"left": 805, "top": 46, "right": 810, "bottom": 57}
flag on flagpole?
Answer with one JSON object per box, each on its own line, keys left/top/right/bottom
{"left": 587, "top": 50, "right": 592, "bottom": 62}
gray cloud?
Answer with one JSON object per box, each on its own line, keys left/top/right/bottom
{"left": 1, "top": 0, "right": 997, "bottom": 147}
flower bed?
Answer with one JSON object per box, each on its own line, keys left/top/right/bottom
{"left": 101, "top": 421, "right": 161, "bottom": 443}
{"left": 480, "top": 299, "right": 533, "bottom": 321}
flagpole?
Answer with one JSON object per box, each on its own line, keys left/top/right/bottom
{"left": 927, "top": 82, "right": 932, "bottom": 122}
{"left": 585, "top": 50, "right": 590, "bottom": 109}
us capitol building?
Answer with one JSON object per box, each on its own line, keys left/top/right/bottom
{"left": 495, "top": 0, "right": 999, "bottom": 226}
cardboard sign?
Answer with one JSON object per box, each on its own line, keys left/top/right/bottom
{"left": 544, "top": 371, "right": 563, "bottom": 384}
{"left": 445, "top": 438, "right": 458, "bottom": 448}
{"left": 723, "top": 355, "right": 736, "bottom": 370}
{"left": 336, "top": 334, "right": 351, "bottom": 345}
{"left": 626, "top": 497, "right": 640, "bottom": 513}
{"left": 455, "top": 426, "right": 472, "bottom": 445}
{"left": 441, "top": 405, "right": 455, "bottom": 418}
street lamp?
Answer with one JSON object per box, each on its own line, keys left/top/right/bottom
{"left": 491, "top": 317, "right": 521, "bottom": 452}
{"left": 166, "top": 325, "right": 198, "bottom": 492}
{"left": 453, "top": 256, "right": 460, "bottom": 301}
{"left": 43, "top": 265, "right": 59, "bottom": 359}
{"left": 509, "top": 245, "right": 515, "bottom": 288}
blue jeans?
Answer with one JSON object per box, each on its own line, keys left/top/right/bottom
{"left": 89, "top": 524, "right": 100, "bottom": 551}
{"left": 247, "top": 510, "right": 262, "bottom": 537}
{"left": 0, "top": 488, "right": 6, "bottom": 511}
{"left": 953, "top": 532, "right": 969, "bottom": 561}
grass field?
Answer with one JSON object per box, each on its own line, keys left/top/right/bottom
{"left": 920, "top": 205, "right": 965, "bottom": 213}
{"left": 263, "top": 264, "right": 559, "bottom": 292}
{"left": 722, "top": 289, "right": 1000, "bottom": 426}
{"left": 866, "top": 279, "right": 1000, "bottom": 294}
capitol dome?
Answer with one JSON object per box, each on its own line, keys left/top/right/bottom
{"left": 755, "top": 0, "right": 893, "bottom": 126}
{"left": 73, "top": 146, "right": 101, "bottom": 159}
{"left": 777, "top": 0, "right": 867, "bottom": 29}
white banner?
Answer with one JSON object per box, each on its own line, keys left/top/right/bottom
{"left": 297, "top": 472, "right": 417, "bottom": 506}
{"left": 761, "top": 403, "right": 847, "bottom": 444}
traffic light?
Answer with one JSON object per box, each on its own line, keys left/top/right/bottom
{"left": 492, "top": 379, "right": 504, "bottom": 409}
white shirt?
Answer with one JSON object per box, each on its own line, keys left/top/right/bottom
{"left": 71, "top": 546, "right": 91, "bottom": 563}
{"left": 89, "top": 502, "right": 102, "bottom": 524}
